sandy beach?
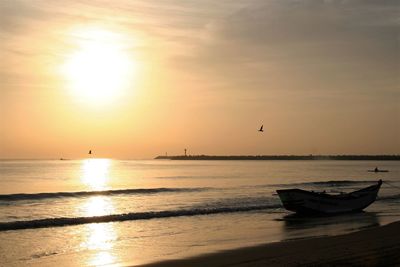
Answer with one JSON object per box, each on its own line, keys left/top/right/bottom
{"left": 140, "top": 221, "right": 400, "bottom": 267}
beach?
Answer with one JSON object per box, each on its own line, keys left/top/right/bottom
{"left": 141, "top": 221, "right": 400, "bottom": 267}
{"left": 1, "top": 159, "right": 399, "bottom": 266}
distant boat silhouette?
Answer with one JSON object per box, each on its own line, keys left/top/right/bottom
{"left": 368, "top": 168, "right": 389, "bottom": 173}
{"left": 88, "top": 150, "right": 92, "bottom": 155}
{"left": 258, "top": 125, "right": 264, "bottom": 132}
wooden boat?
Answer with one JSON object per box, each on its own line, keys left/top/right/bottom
{"left": 368, "top": 170, "right": 389, "bottom": 173}
{"left": 277, "top": 180, "right": 382, "bottom": 214}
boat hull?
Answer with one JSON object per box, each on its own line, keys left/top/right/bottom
{"left": 277, "top": 181, "right": 382, "bottom": 214}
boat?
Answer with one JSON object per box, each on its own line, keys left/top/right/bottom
{"left": 368, "top": 170, "right": 389, "bottom": 173}
{"left": 276, "top": 180, "right": 382, "bottom": 214}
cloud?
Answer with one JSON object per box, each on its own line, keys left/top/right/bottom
{"left": 216, "top": 0, "right": 398, "bottom": 44}
{"left": 174, "top": 0, "right": 399, "bottom": 93}
{"left": 1, "top": 0, "right": 398, "bottom": 93}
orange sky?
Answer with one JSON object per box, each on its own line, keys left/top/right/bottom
{"left": 0, "top": 0, "right": 399, "bottom": 159}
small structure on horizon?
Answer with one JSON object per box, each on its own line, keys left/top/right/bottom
{"left": 184, "top": 148, "right": 187, "bottom": 157}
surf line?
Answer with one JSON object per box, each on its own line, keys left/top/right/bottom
{"left": 0, "top": 205, "right": 280, "bottom": 231}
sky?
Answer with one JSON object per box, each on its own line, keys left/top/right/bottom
{"left": 0, "top": 0, "right": 399, "bottom": 159}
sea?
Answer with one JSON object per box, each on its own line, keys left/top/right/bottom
{"left": 0, "top": 159, "right": 399, "bottom": 266}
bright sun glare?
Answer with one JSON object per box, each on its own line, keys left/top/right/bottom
{"left": 81, "top": 158, "right": 111, "bottom": 190}
{"left": 62, "top": 27, "right": 136, "bottom": 104}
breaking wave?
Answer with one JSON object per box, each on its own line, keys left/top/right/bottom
{"left": 0, "top": 187, "right": 207, "bottom": 201}
{"left": 0, "top": 204, "right": 282, "bottom": 231}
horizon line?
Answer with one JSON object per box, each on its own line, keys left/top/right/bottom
{"left": 1, "top": 154, "right": 400, "bottom": 161}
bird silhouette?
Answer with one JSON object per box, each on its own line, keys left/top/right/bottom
{"left": 258, "top": 125, "right": 264, "bottom": 132}
{"left": 88, "top": 150, "right": 92, "bottom": 155}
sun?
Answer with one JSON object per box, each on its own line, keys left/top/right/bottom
{"left": 62, "top": 27, "right": 136, "bottom": 105}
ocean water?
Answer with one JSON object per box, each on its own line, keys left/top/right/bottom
{"left": 0, "top": 159, "right": 399, "bottom": 266}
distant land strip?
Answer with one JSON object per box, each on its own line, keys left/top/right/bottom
{"left": 155, "top": 155, "right": 400, "bottom": 160}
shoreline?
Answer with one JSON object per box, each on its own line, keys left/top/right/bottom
{"left": 138, "top": 221, "right": 400, "bottom": 267}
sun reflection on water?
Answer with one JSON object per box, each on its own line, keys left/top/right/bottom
{"left": 80, "top": 196, "right": 120, "bottom": 266}
{"left": 84, "top": 223, "right": 116, "bottom": 250}
{"left": 83, "top": 196, "right": 115, "bottom": 217}
{"left": 83, "top": 222, "right": 120, "bottom": 267}
{"left": 79, "top": 159, "right": 120, "bottom": 266}
{"left": 81, "top": 159, "right": 111, "bottom": 190}
{"left": 89, "top": 251, "right": 118, "bottom": 266}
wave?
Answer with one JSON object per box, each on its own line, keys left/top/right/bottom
{"left": 0, "top": 204, "right": 281, "bottom": 231}
{"left": 275, "top": 180, "right": 382, "bottom": 187}
{"left": 0, "top": 187, "right": 206, "bottom": 201}
{"left": 377, "top": 194, "right": 400, "bottom": 201}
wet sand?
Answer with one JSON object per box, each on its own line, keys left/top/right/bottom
{"left": 139, "top": 221, "right": 400, "bottom": 267}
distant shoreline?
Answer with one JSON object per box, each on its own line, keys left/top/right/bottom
{"left": 155, "top": 155, "right": 400, "bottom": 160}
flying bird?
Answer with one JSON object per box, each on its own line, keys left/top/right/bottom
{"left": 258, "top": 125, "right": 264, "bottom": 132}
{"left": 88, "top": 150, "right": 92, "bottom": 155}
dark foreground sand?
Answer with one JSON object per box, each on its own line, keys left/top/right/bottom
{"left": 139, "top": 221, "right": 400, "bottom": 267}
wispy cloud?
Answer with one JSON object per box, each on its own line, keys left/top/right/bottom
{"left": 174, "top": 0, "right": 399, "bottom": 92}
